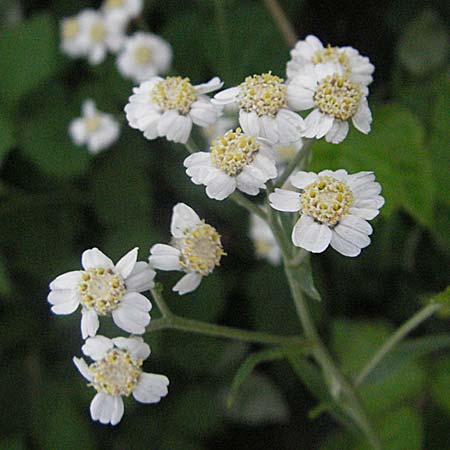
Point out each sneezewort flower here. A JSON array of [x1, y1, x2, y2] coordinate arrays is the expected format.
[[212, 72, 304, 148], [116, 32, 172, 83], [184, 127, 277, 200], [101, 0, 143, 21], [149, 203, 225, 295], [269, 170, 385, 256], [124, 76, 223, 144], [73, 335, 168, 426], [249, 214, 281, 265], [287, 34, 374, 86], [60, 13, 87, 58], [69, 99, 120, 154], [48, 247, 155, 338], [287, 62, 372, 144]]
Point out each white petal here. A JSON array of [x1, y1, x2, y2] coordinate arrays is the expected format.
[[110, 396, 124, 426], [257, 115, 278, 143], [347, 171, 375, 189], [132, 373, 169, 403], [81, 248, 114, 270], [205, 172, 236, 200], [276, 109, 304, 145], [325, 120, 349, 144], [190, 100, 219, 127], [121, 292, 152, 312], [125, 262, 156, 292], [80, 309, 100, 340], [115, 247, 138, 279], [112, 305, 150, 334], [166, 114, 192, 143], [330, 231, 362, 257], [236, 166, 266, 196], [157, 109, 179, 137], [239, 110, 259, 136], [90, 392, 116, 425], [269, 188, 301, 212], [50, 297, 80, 315], [336, 215, 373, 240], [170, 203, 201, 238], [184, 152, 211, 168], [48, 288, 78, 307], [302, 109, 323, 138], [352, 99, 372, 134], [149, 244, 182, 271], [73, 357, 93, 382], [49, 271, 82, 290], [212, 86, 240, 104], [286, 83, 316, 111], [314, 113, 335, 138], [195, 76, 224, 95], [292, 215, 332, 253], [82, 335, 113, 360], [112, 336, 151, 361], [289, 171, 318, 189], [318, 169, 348, 180], [252, 153, 278, 179], [173, 272, 202, 295]]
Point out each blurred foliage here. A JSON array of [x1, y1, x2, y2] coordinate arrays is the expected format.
[[0, 0, 449, 449]]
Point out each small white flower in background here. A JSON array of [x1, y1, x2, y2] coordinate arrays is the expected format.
[[287, 35, 374, 86], [125, 76, 223, 144], [149, 203, 225, 295], [201, 115, 237, 145], [77, 9, 126, 65], [102, 0, 143, 21], [184, 128, 277, 200], [249, 214, 281, 265], [213, 72, 305, 147], [69, 100, 120, 154], [73, 335, 169, 426], [60, 14, 87, 58], [116, 32, 172, 83], [269, 170, 384, 257], [48, 247, 155, 338], [287, 62, 372, 144]]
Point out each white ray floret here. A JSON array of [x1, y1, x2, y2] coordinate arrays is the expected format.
[[73, 335, 169, 426], [116, 32, 172, 83], [60, 13, 88, 58], [269, 170, 385, 257], [149, 203, 226, 295], [48, 247, 155, 338], [69, 99, 120, 154], [125, 76, 223, 144], [287, 62, 372, 144], [102, 0, 143, 20], [213, 72, 305, 147], [287, 34, 374, 86], [249, 214, 281, 265], [184, 127, 277, 200]]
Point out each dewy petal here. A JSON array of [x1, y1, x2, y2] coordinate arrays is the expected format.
[[110, 396, 124, 426], [90, 392, 116, 425], [170, 203, 201, 238], [49, 270, 82, 290], [81, 248, 114, 270], [82, 335, 114, 361], [125, 261, 156, 292], [292, 215, 332, 253], [173, 272, 202, 295], [80, 309, 100, 340], [132, 373, 169, 403], [149, 244, 182, 271], [112, 336, 151, 361], [112, 304, 150, 334], [121, 292, 152, 312], [289, 171, 318, 189], [269, 188, 301, 212], [115, 247, 138, 279], [195, 76, 223, 95], [73, 357, 93, 382], [212, 86, 240, 105]]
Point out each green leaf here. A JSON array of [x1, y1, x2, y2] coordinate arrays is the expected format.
[[312, 103, 434, 228], [0, 253, 12, 296], [431, 355, 450, 415], [0, 14, 58, 104], [227, 348, 285, 407], [0, 113, 14, 162], [427, 286, 450, 307], [294, 256, 322, 301], [397, 9, 450, 77]]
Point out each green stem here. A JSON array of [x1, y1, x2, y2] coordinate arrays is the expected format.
[[229, 191, 267, 220], [355, 303, 442, 387], [185, 137, 199, 154], [262, 0, 298, 48], [150, 286, 173, 318]]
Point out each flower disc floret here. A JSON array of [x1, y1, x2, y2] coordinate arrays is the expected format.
[[62, 18, 80, 39], [151, 76, 197, 115], [178, 222, 225, 276], [314, 74, 363, 121], [301, 176, 354, 226], [210, 128, 261, 176], [89, 348, 142, 397], [79, 268, 125, 315], [90, 21, 106, 42], [311, 45, 349, 70], [134, 45, 152, 65], [238, 73, 287, 117]]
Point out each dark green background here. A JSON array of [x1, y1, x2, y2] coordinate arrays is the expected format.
[[0, 0, 449, 449]]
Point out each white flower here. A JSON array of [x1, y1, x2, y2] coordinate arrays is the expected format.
[[73, 335, 169, 426], [269, 170, 385, 257], [60, 14, 87, 58], [116, 32, 172, 83], [212, 72, 304, 147], [249, 214, 281, 265], [102, 0, 143, 21], [201, 115, 237, 145], [77, 9, 126, 65], [149, 203, 225, 295], [287, 35, 374, 86], [124, 76, 223, 144], [48, 247, 155, 338], [287, 62, 372, 144], [69, 100, 120, 154], [184, 128, 277, 200]]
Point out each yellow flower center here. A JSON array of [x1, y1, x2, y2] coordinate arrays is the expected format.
[[178, 222, 225, 276], [311, 45, 350, 71], [238, 72, 287, 117], [89, 349, 142, 397], [90, 22, 106, 43], [84, 115, 102, 133], [314, 75, 362, 121], [151, 76, 197, 115], [104, 0, 124, 8], [210, 128, 261, 176], [78, 268, 125, 315], [301, 176, 354, 226], [62, 19, 80, 39], [134, 45, 153, 65]]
